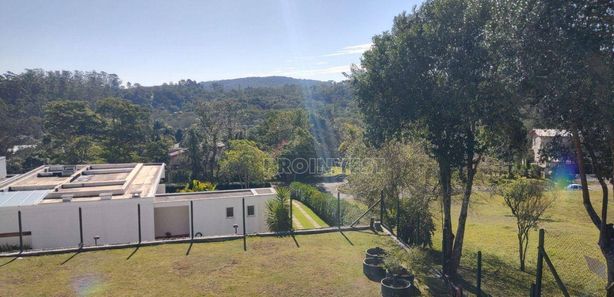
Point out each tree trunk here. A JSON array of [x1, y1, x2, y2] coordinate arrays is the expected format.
[[449, 157, 477, 276], [518, 233, 525, 271], [439, 161, 454, 276], [571, 127, 601, 228]]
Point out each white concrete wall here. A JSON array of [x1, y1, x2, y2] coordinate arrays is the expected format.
[[192, 195, 272, 236], [154, 206, 189, 238], [0, 198, 155, 250], [155, 193, 274, 237], [0, 156, 6, 179]]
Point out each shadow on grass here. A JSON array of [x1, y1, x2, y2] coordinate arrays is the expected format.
[[185, 242, 193, 256], [60, 251, 80, 265], [454, 250, 537, 297], [0, 257, 18, 268], [126, 246, 140, 260], [339, 231, 354, 246], [291, 233, 300, 248]]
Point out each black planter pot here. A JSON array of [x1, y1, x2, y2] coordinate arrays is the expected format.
[[365, 247, 387, 259], [363, 257, 386, 281], [386, 268, 415, 284], [380, 277, 412, 297]]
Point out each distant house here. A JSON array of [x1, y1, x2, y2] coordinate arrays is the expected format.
[[168, 144, 188, 170], [8, 144, 37, 154], [529, 129, 572, 168]]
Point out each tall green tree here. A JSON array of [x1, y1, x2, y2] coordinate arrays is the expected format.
[[96, 97, 150, 163], [219, 140, 274, 188], [184, 128, 203, 180], [491, 0, 614, 287], [351, 0, 523, 276], [196, 100, 244, 180], [42, 100, 103, 163]]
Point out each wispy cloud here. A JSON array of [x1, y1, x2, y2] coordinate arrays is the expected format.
[[322, 43, 373, 57]]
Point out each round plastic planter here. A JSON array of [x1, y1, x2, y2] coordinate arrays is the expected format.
[[363, 257, 386, 281], [365, 247, 387, 259], [380, 277, 412, 297], [386, 268, 415, 284]]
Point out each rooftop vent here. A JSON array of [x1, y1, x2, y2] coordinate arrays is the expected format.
[[62, 194, 73, 202], [131, 191, 142, 199], [99, 192, 112, 200]]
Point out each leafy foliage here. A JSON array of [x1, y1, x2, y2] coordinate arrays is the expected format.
[[496, 178, 554, 271], [180, 180, 217, 192], [266, 187, 292, 232], [218, 140, 274, 188]]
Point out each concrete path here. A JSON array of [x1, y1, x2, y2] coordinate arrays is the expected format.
[[292, 200, 322, 228]]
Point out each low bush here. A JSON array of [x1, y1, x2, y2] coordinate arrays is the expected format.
[[266, 187, 292, 232]]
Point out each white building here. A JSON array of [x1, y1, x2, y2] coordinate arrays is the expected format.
[[0, 163, 276, 250], [529, 129, 571, 168], [0, 156, 6, 179]]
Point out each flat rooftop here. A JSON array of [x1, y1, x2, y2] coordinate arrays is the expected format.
[[0, 163, 165, 204], [154, 188, 276, 203]]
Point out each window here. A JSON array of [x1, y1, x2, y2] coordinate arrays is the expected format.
[[226, 207, 234, 218], [247, 205, 255, 216]]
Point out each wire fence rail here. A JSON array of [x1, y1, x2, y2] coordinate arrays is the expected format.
[[533, 229, 607, 297]]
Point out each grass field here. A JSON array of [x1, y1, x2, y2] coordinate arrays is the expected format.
[[292, 200, 328, 229], [432, 188, 610, 296], [0, 231, 400, 297]]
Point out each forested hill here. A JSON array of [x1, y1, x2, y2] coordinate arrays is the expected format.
[[200, 76, 325, 90], [0, 69, 358, 158]]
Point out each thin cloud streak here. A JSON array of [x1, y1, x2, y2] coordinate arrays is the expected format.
[[322, 43, 373, 57]]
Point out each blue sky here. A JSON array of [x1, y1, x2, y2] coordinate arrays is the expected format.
[[0, 0, 421, 86]]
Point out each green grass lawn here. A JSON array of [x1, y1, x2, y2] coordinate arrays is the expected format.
[[292, 200, 329, 229], [431, 189, 610, 296], [0, 231, 399, 297]]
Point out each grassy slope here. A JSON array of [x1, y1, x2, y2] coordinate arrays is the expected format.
[[0, 231, 392, 297], [432, 189, 610, 296], [292, 200, 328, 229]]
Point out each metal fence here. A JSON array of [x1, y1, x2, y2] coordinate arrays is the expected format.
[[532, 229, 607, 297]]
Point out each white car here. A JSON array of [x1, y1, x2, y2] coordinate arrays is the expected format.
[[566, 184, 584, 191]]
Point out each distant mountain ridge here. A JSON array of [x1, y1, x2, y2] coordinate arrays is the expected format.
[[199, 76, 327, 90]]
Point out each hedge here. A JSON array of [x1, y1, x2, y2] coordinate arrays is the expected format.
[[289, 182, 363, 226]]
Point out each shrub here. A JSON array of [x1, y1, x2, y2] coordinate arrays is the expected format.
[[396, 197, 435, 248], [266, 187, 292, 232], [179, 180, 216, 192]]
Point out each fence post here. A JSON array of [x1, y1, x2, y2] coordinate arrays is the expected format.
[[290, 191, 293, 230], [190, 200, 194, 241], [535, 229, 545, 297], [242, 197, 247, 251], [380, 191, 384, 226], [79, 207, 83, 248], [137, 203, 142, 244], [477, 251, 482, 297], [337, 192, 341, 228], [18, 210, 23, 253], [396, 196, 401, 238]]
